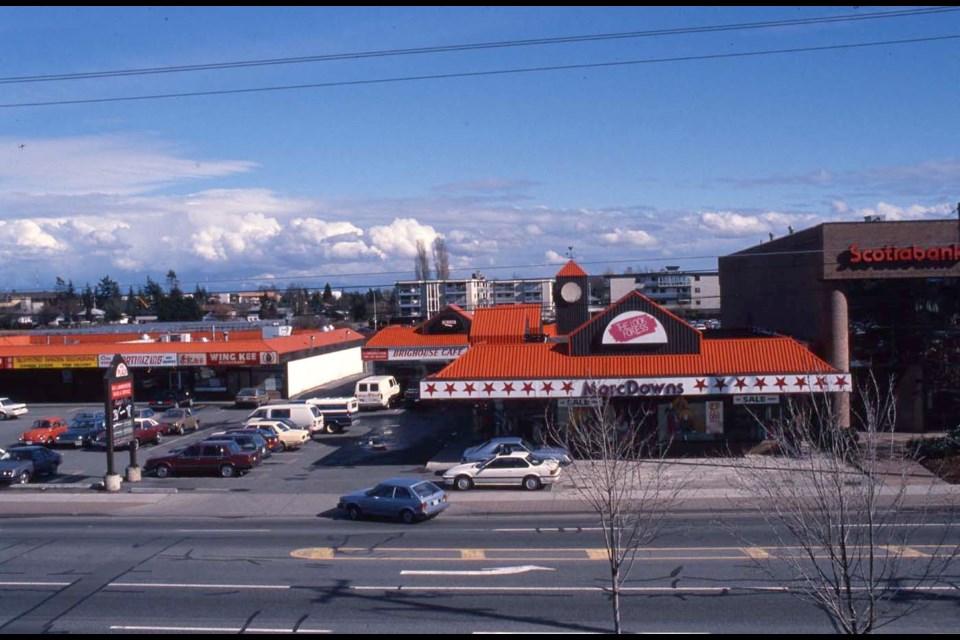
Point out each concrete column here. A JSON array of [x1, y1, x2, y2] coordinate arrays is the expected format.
[[825, 287, 851, 428]]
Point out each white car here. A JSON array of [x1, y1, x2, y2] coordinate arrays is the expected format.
[[443, 452, 562, 491], [0, 397, 28, 421], [244, 419, 310, 450]]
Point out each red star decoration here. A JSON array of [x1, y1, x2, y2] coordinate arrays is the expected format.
[[444, 383, 457, 396], [561, 381, 575, 393], [794, 377, 807, 388], [734, 377, 748, 390], [815, 376, 828, 389], [835, 376, 848, 389], [541, 382, 554, 393], [522, 382, 535, 395], [755, 377, 767, 390], [425, 383, 437, 396], [502, 382, 515, 395], [694, 379, 708, 391], [774, 377, 787, 389], [463, 383, 475, 396], [483, 382, 496, 395], [714, 378, 727, 391]]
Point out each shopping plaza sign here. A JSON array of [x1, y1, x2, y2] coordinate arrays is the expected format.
[[362, 346, 470, 362]]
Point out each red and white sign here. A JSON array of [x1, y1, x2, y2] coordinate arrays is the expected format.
[[98, 353, 177, 368], [178, 353, 208, 367], [361, 348, 389, 362], [110, 380, 133, 401], [602, 311, 668, 345], [207, 352, 260, 366]]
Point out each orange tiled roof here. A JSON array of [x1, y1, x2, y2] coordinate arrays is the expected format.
[[432, 336, 837, 379], [470, 304, 542, 345], [364, 325, 469, 348], [0, 328, 363, 358], [555, 260, 588, 277]]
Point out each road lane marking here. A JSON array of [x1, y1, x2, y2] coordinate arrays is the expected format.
[[110, 625, 330, 633], [742, 547, 771, 559], [461, 549, 486, 560], [108, 582, 290, 590], [586, 549, 607, 560], [292, 547, 335, 560], [352, 585, 959, 593], [0, 581, 72, 588], [400, 565, 555, 576], [175, 529, 271, 533], [882, 545, 929, 558]]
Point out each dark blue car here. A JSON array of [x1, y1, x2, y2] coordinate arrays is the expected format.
[[338, 478, 448, 524]]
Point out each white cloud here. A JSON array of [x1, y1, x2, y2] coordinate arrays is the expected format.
[[597, 228, 657, 247], [0, 219, 63, 254], [368, 218, 439, 258], [849, 201, 953, 221], [525, 224, 543, 236], [698, 211, 772, 236], [288, 218, 363, 243], [326, 240, 384, 260], [0, 134, 255, 197], [190, 212, 283, 262], [545, 250, 567, 264]]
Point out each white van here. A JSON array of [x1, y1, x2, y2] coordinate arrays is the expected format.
[[354, 376, 401, 409], [305, 397, 359, 432], [244, 403, 325, 437]]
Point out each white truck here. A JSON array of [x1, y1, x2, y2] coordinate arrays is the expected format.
[[0, 397, 28, 420]]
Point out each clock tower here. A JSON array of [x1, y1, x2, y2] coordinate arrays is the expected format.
[[554, 260, 590, 335]]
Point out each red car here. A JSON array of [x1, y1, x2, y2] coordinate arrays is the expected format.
[[145, 440, 260, 478], [19, 417, 70, 446]]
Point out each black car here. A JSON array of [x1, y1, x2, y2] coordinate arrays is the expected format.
[[208, 431, 271, 459], [0, 446, 62, 484], [54, 418, 105, 448], [148, 388, 193, 410]]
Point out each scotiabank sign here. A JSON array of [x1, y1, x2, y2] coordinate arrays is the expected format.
[[845, 243, 960, 267]]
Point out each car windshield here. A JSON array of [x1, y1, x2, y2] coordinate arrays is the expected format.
[[0, 451, 26, 461], [163, 408, 184, 418], [411, 481, 442, 498], [238, 388, 257, 395]]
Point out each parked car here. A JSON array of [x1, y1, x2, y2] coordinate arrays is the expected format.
[[235, 387, 269, 408], [157, 407, 201, 435], [133, 418, 166, 446], [304, 397, 358, 432], [244, 404, 324, 438], [461, 437, 573, 466], [18, 417, 70, 446], [403, 385, 422, 409], [354, 376, 401, 409], [235, 424, 284, 453], [134, 407, 157, 420], [0, 446, 62, 484], [148, 388, 193, 410], [207, 430, 271, 459], [443, 452, 562, 491], [144, 440, 261, 478], [54, 416, 105, 448], [242, 419, 309, 451], [0, 397, 28, 421], [337, 478, 448, 524]]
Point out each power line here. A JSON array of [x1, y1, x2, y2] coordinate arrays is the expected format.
[[1, 7, 953, 86], [3, 32, 959, 109]]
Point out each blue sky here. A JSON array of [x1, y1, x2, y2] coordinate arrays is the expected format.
[[1, 6, 958, 293]]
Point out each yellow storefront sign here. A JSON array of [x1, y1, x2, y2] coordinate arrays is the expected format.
[[12, 354, 99, 369]]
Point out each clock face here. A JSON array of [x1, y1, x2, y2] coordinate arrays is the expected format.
[[560, 281, 582, 303]]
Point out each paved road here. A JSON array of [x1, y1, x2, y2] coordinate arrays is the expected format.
[[0, 514, 957, 633]]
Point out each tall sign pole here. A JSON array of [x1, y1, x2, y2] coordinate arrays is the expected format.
[[103, 354, 134, 492]]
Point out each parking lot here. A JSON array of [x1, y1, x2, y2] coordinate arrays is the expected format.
[[0, 401, 475, 495]]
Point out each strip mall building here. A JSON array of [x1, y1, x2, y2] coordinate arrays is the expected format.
[[0, 324, 365, 402], [364, 261, 847, 444]]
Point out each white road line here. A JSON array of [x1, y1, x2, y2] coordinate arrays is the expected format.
[[493, 528, 605, 533], [174, 529, 272, 533], [0, 581, 72, 588], [110, 625, 330, 633], [400, 565, 555, 576], [352, 585, 959, 593], [108, 582, 290, 590]]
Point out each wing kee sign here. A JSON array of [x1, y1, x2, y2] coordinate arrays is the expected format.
[[206, 352, 276, 366]]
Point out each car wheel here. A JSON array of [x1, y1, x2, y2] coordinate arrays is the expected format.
[[455, 475, 473, 491], [46, 437, 55, 446], [195, 421, 200, 431], [278, 441, 286, 452], [346, 504, 361, 521], [399, 509, 417, 525], [0, 412, 7, 421], [523, 475, 542, 491], [177, 426, 185, 436], [17, 470, 30, 484], [324, 423, 334, 435], [156, 464, 172, 478], [220, 464, 237, 478], [49, 465, 59, 477], [154, 432, 163, 445]]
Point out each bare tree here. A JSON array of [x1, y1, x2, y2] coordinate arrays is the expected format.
[[432, 236, 450, 280], [734, 379, 957, 633], [414, 239, 431, 280], [546, 397, 683, 634]]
